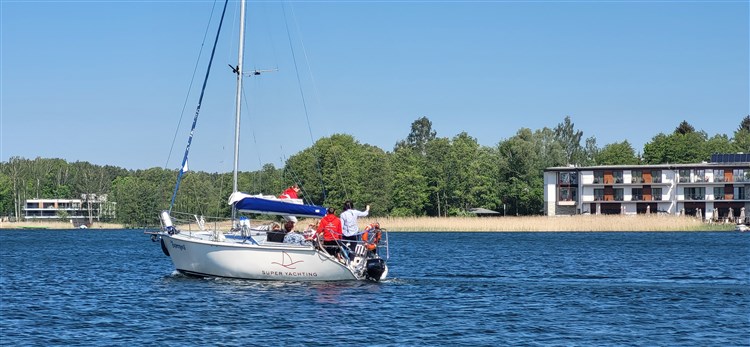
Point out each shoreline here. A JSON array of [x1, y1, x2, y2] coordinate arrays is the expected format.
[[0, 215, 736, 232]]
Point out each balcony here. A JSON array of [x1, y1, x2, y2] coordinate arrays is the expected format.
[[593, 177, 603, 184], [631, 177, 643, 184], [685, 195, 704, 200], [652, 177, 662, 183], [714, 177, 725, 183], [631, 195, 643, 201], [594, 196, 605, 201], [614, 178, 624, 184], [679, 177, 690, 183], [653, 195, 663, 201]]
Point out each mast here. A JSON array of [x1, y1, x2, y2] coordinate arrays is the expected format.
[[232, 0, 247, 220]]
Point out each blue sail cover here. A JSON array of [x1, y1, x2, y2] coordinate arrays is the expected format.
[[233, 196, 326, 218]]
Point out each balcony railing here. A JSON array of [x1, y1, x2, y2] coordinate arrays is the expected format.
[[714, 177, 725, 183], [593, 177, 603, 184], [614, 196, 624, 201], [652, 177, 662, 183], [614, 178, 623, 184], [631, 195, 643, 201], [631, 177, 643, 183], [653, 195, 663, 201], [685, 195, 704, 200], [679, 177, 690, 183]]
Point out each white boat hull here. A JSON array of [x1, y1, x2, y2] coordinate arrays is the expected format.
[[161, 232, 365, 281]]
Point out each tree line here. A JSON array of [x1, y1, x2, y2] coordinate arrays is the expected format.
[[1, 116, 748, 226]]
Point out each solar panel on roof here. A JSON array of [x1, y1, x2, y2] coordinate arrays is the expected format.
[[711, 153, 750, 163]]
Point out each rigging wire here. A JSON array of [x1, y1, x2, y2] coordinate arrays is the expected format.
[[241, 77, 267, 193], [280, 1, 328, 201], [164, 0, 220, 170], [287, 2, 351, 202], [169, 0, 231, 212]]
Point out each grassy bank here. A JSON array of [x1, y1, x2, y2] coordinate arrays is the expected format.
[[359, 215, 736, 232]]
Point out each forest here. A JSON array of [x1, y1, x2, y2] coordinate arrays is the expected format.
[[2, 116, 748, 227]]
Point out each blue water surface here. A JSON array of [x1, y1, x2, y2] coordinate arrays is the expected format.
[[1, 230, 748, 346]]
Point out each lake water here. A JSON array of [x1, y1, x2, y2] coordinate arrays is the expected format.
[[1, 230, 748, 346]]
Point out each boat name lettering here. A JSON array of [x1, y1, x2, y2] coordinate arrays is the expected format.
[[262, 270, 318, 277], [170, 241, 186, 251]]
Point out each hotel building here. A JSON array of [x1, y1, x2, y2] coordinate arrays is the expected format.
[[543, 154, 750, 222], [24, 194, 116, 224]]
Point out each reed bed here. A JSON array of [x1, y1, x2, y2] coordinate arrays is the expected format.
[[359, 215, 734, 232], [2, 215, 735, 232]]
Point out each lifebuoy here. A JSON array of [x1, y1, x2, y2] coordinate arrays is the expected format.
[[362, 223, 381, 251]]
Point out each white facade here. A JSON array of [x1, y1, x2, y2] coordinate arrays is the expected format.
[[544, 164, 750, 223]]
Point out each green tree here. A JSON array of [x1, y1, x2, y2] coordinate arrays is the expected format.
[[705, 134, 739, 156], [643, 126, 709, 164], [554, 116, 584, 165], [389, 147, 428, 216], [596, 141, 640, 165], [734, 115, 750, 152], [0, 173, 12, 218], [394, 116, 437, 155], [675, 120, 696, 134]]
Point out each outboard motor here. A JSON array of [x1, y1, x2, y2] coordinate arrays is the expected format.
[[365, 258, 386, 281]]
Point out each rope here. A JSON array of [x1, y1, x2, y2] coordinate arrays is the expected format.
[[169, 0, 230, 212]]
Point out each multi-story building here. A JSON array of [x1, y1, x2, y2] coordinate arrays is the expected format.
[[23, 194, 116, 224], [543, 154, 750, 222]]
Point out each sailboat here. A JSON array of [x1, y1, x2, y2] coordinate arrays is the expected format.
[[151, 0, 389, 281]]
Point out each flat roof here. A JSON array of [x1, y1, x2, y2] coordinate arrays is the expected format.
[[546, 162, 749, 171]]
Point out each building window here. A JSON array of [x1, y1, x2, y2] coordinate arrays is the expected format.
[[653, 188, 663, 201], [594, 188, 604, 201], [632, 170, 643, 183], [651, 170, 662, 183], [713, 169, 725, 182], [734, 186, 746, 200], [714, 187, 724, 200], [594, 171, 604, 184], [631, 188, 643, 201], [614, 188, 624, 201], [614, 171, 623, 184], [679, 169, 690, 183], [684, 187, 705, 200], [558, 172, 578, 185], [733, 169, 749, 182], [558, 187, 578, 202], [694, 169, 706, 182]]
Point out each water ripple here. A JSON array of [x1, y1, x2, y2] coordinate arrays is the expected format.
[[1, 230, 748, 346]]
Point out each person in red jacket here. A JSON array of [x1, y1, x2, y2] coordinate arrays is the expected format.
[[279, 184, 300, 199], [279, 184, 301, 226], [317, 208, 343, 259]]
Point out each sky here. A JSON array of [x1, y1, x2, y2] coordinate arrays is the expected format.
[[1, 0, 748, 173]]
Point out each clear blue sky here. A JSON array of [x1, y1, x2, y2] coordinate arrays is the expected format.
[[2, 0, 748, 172]]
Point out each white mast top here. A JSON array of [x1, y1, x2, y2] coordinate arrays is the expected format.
[[232, 0, 246, 196]]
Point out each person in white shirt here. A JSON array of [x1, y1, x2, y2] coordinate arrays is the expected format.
[[340, 200, 369, 252]]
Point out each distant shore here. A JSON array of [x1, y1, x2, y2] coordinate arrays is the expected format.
[[0, 221, 124, 230], [0, 215, 736, 232]]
